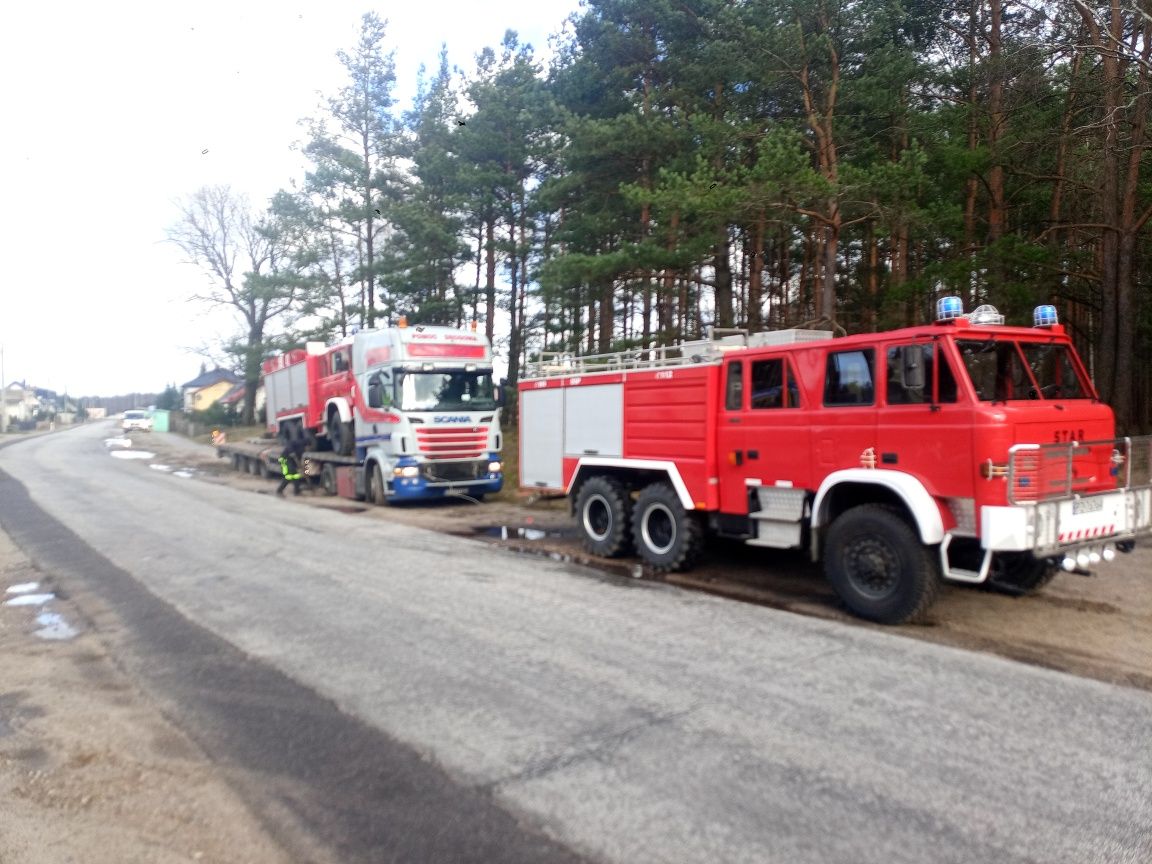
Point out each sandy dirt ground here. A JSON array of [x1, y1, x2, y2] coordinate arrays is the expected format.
[[2, 428, 1149, 862]]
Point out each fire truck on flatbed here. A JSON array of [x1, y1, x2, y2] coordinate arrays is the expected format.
[[518, 299, 1152, 623], [262, 320, 504, 504]]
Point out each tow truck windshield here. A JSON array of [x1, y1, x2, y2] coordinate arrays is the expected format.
[[396, 370, 498, 412], [956, 339, 1091, 402]]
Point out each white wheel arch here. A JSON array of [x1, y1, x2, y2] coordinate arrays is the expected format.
[[812, 469, 945, 545], [568, 458, 694, 509], [325, 398, 352, 426]]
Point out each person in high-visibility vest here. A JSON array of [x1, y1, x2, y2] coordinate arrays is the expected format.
[[276, 439, 305, 496]]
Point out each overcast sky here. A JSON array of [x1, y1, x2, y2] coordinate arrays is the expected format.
[[0, 0, 580, 397]]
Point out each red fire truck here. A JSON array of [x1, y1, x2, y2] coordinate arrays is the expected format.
[[518, 300, 1152, 623], [263, 321, 504, 503]]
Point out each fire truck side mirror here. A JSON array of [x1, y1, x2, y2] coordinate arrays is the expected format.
[[367, 381, 383, 408], [900, 345, 925, 391]]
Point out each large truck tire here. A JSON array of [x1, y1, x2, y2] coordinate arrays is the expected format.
[[987, 552, 1058, 596], [575, 476, 633, 558], [631, 482, 703, 572], [824, 504, 941, 624], [368, 463, 389, 506], [328, 408, 354, 457]]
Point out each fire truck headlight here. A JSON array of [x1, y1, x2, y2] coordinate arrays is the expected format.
[[393, 466, 420, 478], [1102, 545, 1116, 562], [1076, 550, 1092, 569], [1061, 556, 1077, 572], [489, 461, 502, 473]]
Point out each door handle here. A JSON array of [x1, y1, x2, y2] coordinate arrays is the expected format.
[[748, 450, 759, 460]]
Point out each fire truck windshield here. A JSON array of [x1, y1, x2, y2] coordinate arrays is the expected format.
[[396, 370, 498, 412], [956, 339, 1091, 401]]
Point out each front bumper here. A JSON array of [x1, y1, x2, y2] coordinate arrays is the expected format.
[[388, 455, 503, 501], [981, 486, 1152, 555]]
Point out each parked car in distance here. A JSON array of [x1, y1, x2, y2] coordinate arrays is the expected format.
[[122, 409, 153, 432]]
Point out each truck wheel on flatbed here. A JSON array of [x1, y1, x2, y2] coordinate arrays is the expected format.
[[328, 409, 354, 457], [987, 552, 1058, 596], [824, 504, 940, 624], [575, 476, 632, 558], [631, 482, 703, 572]]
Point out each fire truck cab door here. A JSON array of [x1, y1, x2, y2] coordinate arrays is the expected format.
[[717, 356, 811, 515], [876, 340, 973, 502], [812, 347, 879, 475]]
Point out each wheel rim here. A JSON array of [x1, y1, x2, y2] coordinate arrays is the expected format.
[[641, 503, 676, 556], [582, 494, 612, 542], [843, 537, 900, 599]]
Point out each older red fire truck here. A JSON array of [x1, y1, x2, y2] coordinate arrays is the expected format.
[[263, 321, 504, 503], [518, 300, 1151, 623]]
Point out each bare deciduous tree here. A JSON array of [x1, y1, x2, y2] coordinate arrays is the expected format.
[[168, 185, 299, 425]]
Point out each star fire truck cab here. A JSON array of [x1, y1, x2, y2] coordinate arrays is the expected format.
[[518, 300, 1152, 624], [263, 320, 504, 504]]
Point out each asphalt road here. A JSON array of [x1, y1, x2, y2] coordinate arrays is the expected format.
[[1, 423, 1150, 864]]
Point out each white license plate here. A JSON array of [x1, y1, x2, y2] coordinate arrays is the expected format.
[[1072, 497, 1104, 515]]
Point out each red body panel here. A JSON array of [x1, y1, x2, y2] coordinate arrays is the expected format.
[[623, 367, 718, 507]]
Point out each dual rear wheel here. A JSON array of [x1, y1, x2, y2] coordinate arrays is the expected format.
[[574, 477, 702, 572]]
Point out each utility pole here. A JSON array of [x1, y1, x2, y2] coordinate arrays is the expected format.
[[1, 344, 6, 435]]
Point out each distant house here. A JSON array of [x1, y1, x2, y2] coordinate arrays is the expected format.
[[217, 381, 264, 413], [181, 368, 242, 412], [3, 381, 41, 427]]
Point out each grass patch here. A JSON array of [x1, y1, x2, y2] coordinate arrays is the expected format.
[[493, 422, 519, 503]]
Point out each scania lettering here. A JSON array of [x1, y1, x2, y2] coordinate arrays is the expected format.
[[518, 300, 1151, 623], [262, 319, 503, 504]]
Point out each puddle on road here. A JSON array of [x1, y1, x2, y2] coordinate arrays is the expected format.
[[34, 610, 78, 640], [469, 525, 649, 585], [149, 463, 197, 478], [3, 593, 56, 607], [5, 582, 40, 595], [474, 525, 572, 541]]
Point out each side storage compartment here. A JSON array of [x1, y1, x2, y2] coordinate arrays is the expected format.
[[520, 387, 564, 489]]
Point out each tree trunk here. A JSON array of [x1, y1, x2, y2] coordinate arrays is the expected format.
[[747, 212, 765, 333], [484, 216, 497, 346], [713, 226, 734, 328]]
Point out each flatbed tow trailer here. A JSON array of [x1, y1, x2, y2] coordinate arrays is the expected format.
[[216, 439, 362, 496], [215, 439, 281, 480]]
